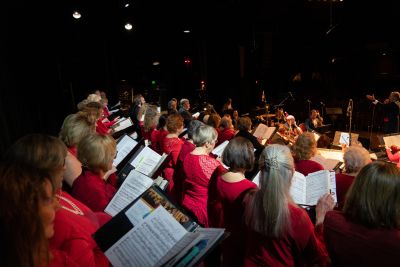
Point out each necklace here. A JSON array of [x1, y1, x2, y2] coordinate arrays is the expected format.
[[56, 194, 84, 215]]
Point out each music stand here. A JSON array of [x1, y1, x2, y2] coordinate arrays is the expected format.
[[378, 133, 400, 148], [332, 131, 359, 147]]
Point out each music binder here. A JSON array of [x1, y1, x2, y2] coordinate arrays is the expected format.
[[113, 134, 139, 171], [94, 185, 225, 267], [252, 124, 277, 145]]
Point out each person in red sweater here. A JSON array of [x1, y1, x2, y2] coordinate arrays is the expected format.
[[182, 125, 226, 227], [173, 119, 203, 204], [5, 134, 110, 266], [292, 132, 324, 175], [324, 161, 400, 266], [0, 164, 72, 267], [335, 145, 371, 210], [150, 114, 169, 155], [385, 145, 400, 167], [73, 133, 117, 212], [162, 113, 185, 194], [208, 137, 257, 267], [244, 144, 335, 267], [141, 104, 159, 141], [217, 116, 236, 146]]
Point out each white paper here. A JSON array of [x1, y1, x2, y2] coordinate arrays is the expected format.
[[105, 206, 187, 267], [253, 124, 275, 140], [383, 134, 400, 148], [125, 198, 154, 226], [252, 171, 260, 187], [105, 170, 154, 216], [114, 135, 138, 166], [188, 228, 225, 267], [339, 132, 350, 145], [131, 146, 162, 176], [290, 171, 306, 205], [212, 140, 229, 158], [114, 118, 133, 133]]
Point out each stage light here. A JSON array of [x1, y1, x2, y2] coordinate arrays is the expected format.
[[153, 61, 160, 66], [183, 30, 191, 33], [125, 3, 130, 7], [72, 11, 81, 19], [124, 23, 133, 31]]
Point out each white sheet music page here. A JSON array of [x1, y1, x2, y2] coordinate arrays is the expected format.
[[305, 170, 330, 206], [104, 170, 153, 216], [105, 206, 187, 267], [212, 140, 229, 158], [114, 135, 138, 166], [114, 117, 133, 132], [290, 171, 307, 205], [131, 146, 162, 176]]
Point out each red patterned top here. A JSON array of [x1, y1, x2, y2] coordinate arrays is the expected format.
[[182, 153, 225, 227]]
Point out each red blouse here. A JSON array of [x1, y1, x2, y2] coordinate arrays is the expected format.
[[295, 159, 324, 176], [162, 136, 184, 193], [208, 176, 257, 267], [217, 128, 236, 146], [335, 173, 355, 210], [324, 210, 400, 266], [96, 119, 110, 135], [244, 203, 327, 267], [386, 148, 400, 168], [50, 191, 111, 267], [72, 169, 117, 212], [182, 153, 225, 227], [150, 128, 168, 155]]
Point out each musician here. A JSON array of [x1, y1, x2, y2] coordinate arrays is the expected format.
[[284, 115, 303, 137], [304, 109, 323, 132], [271, 108, 286, 126], [366, 91, 400, 134]]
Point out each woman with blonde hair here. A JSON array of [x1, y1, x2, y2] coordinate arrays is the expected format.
[[244, 144, 334, 266], [292, 132, 324, 175], [324, 161, 400, 266], [72, 133, 117, 212]]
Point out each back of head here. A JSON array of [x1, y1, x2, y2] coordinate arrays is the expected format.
[[78, 133, 116, 173], [246, 144, 294, 238], [222, 137, 254, 172], [5, 134, 67, 186], [144, 104, 159, 132], [187, 120, 203, 140], [192, 124, 217, 147], [390, 91, 400, 102], [87, 94, 102, 103], [133, 94, 143, 106], [292, 132, 317, 160], [0, 163, 51, 267], [237, 116, 252, 131], [180, 98, 189, 108], [344, 161, 400, 229], [343, 146, 371, 174], [206, 114, 221, 129], [59, 113, 96, 147], [166, 113, 184, 133], [220, 116, 233, 130]]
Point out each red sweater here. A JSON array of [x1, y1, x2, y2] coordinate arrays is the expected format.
[[217, 128, 236, 146], [150, 128, 168, 155], [51, 191, 111, 267], [324, 210, 400, 267], [335, 173, 355, 210], [208, 176, 256, 267], [162, 137, 184, 193], [244, 204, 328, 267], [295, 159, 324, 176], [72, 169, 117, 212]]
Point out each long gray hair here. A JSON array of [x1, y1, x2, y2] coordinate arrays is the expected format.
[[245, 144, 295, 237]]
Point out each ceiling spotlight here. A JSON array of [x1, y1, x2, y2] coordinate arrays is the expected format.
[[152, 61, 160, 66], [382, 52, 387, 56], [183, 30, 191, 33], [124, 23, 133, 31], [125, 3, 130, 7], [72, 11, 81, 20]]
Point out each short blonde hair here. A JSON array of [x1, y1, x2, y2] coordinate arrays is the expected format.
[[143, 104, 159, 132], [87, 94, 102, 103], [193, 125, 217, 147], [77, 133, 116, 173], [343, 146, 370, 173], [292, 132, 317, 160], [59, 114, 95, 147]]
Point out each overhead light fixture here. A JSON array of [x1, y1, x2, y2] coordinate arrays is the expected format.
[[125, 3, 130, 7], [153, 61, 160, 66], [124, 23, 133, 31], [183, 30, 191, 33], [72, 11, 81, 20]]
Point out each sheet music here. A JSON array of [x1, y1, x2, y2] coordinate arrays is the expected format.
[[105, 206, 187, 267], [253, 124, 276, 140], [212, 140, 229, 158], [104, 170, 154, 217], [252, 171, 260, 187], [188, 228, 225, 267], [383, 135, 400, 148], [329, 171, 337, 203], [114, 135, 138, 166], [339, 132, 350, 145], [305, 170, 330, 206], [114, 117, 133, 132], [130, 146, 162, 176], [316, 149, 344, 162], [290, 171, 306, 205]]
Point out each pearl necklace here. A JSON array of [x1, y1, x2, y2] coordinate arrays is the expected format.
[[56, 194, 84, 216]]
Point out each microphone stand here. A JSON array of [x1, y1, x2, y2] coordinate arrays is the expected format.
[[368, 103, 376, 150], [348, 100, 353, 146]]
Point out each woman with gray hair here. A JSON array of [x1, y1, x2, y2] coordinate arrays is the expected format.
[[335, 145, 371, 209], [244, 144, 334, 266], [182, 125, 226, 227]]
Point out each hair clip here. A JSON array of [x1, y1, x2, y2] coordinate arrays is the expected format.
[[265, 156, 279, 170]]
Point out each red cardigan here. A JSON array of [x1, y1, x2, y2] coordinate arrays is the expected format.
[[324, 210, 400, 267], [208, 176, 256, 267], [162, 136, 184, 193], [72, 169, 117, 212], [244, 204, 328, 267], [217, 128, 236, 146], [295, 159, 324, 176], [50, 191, 111, 267]]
